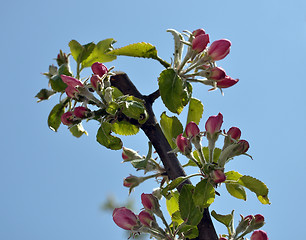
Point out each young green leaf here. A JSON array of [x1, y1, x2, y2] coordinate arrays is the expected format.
[[35, 89, 55, 102], [166, 191, 184, 225], [178, 225, 199, 239], [186, 97, 204, 125], [193, 147, 221, 164], [225, 170, 243, 181], [108, 42, 158, 59], [69, 40, 95, 64], [162, 176, 189, 196], [158, 68, 191, 114], [193, 179, 215, 209], [111, 120, 139, 136], [69, 123, 88, 138], [160, 112, 183, 149], [49, 75, 67, 92], [211, 210, 234, 228], [48, 103, 65, 132], [96, 122, 123, 150], [239, 175, 270, 204], [179, 184, 203, 226], [225, 183, 247, 201], [81, 39, 117, 68]]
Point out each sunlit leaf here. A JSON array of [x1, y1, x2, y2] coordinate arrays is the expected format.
[[96, 122, 122, 150], [48, 103, 65, 132], [225, 183, 247, 201], [70, 123, 88, 138], [160, 112, 183, 149], [111, 120, 139, 136], [211, 210, 234, 228], [109, 42, 158, 59], [193, 179, 215, 209], [82, 38, 117, 67], [186, 97, 204, 125], [158, 68, 191, 114], [166, 191, 184, 225]]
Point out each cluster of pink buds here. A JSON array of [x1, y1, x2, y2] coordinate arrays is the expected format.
[[61, 75, 84, 99], [61, 106, 91, 126], [234, 214, 267, 239], [170, 28, 238, 92], [90, 62, 108, 90], [113, 193, 169, 239]]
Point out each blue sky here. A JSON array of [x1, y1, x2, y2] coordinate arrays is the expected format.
[[1, 0, 306, 239]]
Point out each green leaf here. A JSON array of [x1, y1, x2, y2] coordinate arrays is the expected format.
[[69, 123, 88, 138], [82, 39, 117, 67], [108, 42, 158, 59], [166, 191, 184, 225], [160, 112, 183, 149], [111, 120, 139, 136], [178, 225, 199, 239], [162, 176, 189, 196], [69, 40, 95, 64], [48, 103, 65, 132], [186, 97, 204, 125], [96, 122, 123, 150], [179, 184, 203, 226], [225, 170, 243, 181], [50, 75, 67, 92], [225, 183, 247, 201], [239, 175, 270, 204], [35, 89, 55, 102], [118, 96, 148, 124], [158, 68, 191, 114], [193, 147, 221, 164], [211, 210, 234, 228], [58, 63, 72, 76], [193, 179, 215, 209]]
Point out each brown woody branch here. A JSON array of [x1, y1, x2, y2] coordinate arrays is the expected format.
[[110, 73, 218, 240]]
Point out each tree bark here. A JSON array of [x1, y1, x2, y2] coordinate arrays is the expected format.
[[110, 73, 218, 240]]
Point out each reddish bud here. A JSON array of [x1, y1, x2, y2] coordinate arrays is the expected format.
[[208, 39, 231, 61], [65, 86, 79, 98], [112, 207, 138, 230], [250, 230, 268, 240], [205, 113, 223, 135], [185, 121, 200, 138], [209, 67, 226, 80], [192, 28, 206, 38], [176, 133, 192, 154], [123, 175, 142, 188], [138, 210, 155, 227], [210, 169, 226, 183], [237, 140, 250, 154], [217, 76, 239, 88], [254, 214, 265, 224], [244, 215, 254, 224], [227, 127, 241, 141], [74, 106, 90, 119], [192, 34, 210, 53], [61, 75, 84, 88], [141, 193, 159, 211], [90, 74, 101, 89], [91, 62, 108, 77], [121, 147, 142, 162], [61, 111, 74, 126]]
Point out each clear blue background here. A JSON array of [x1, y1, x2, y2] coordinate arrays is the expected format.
[[1, 0, 305, 239]]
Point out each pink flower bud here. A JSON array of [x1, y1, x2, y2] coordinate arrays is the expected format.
[[192, 28, 206, 38], [244, 215, 253, 224], [176, 134, 192, 154], [65, 86, 79, 98], [185, 121, 200, 138], [236, 140, 250, 154], [91, 62, 108, 77], [208, 39, 231, 61], [192, 34, 210, 53], [61, 111, 74, 126], [209, 67, 226, 80], [253, 214, 265, 229], [123, 175, 142, 188], [217, 76, 239, 89], [74, 106, 90, 119], [227, 127, 241, 141], [210, 169, 226, 183], [205, 113, 223, 135], [112, 207, 138, 230], [138, 210, 155, 227], [250, 230, 268, 240], [141, 193, 159, 211], [121, 147, 142, 162], [90, 74, 101, 89], [61, 75, 84, 88]]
